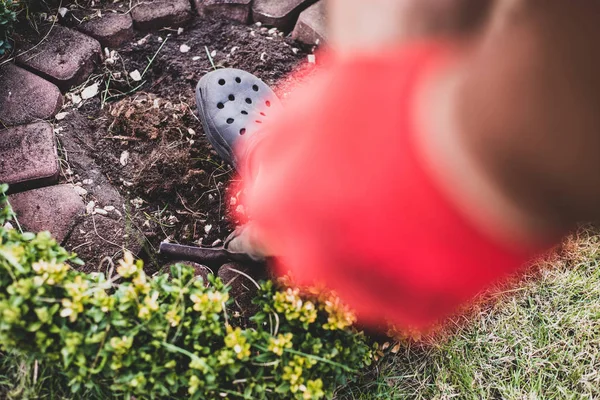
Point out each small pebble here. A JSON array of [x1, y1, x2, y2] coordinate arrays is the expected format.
[[94, 208, 108, 216], [82, 179, 93, 185], [212, 239, 223, 247], [180, 44, 191, 53], [129, 70, 142, 82], [119, 150, 129, 166], [104, 205, 115, 212], [55, 112, 68, 121], [86, 201, 95, 215], [130, 198, 144, 209], [73, 186, 88, 196], [204, 224, 213, 234]]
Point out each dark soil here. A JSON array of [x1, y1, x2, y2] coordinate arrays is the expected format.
[[54, 15, 316, 273]]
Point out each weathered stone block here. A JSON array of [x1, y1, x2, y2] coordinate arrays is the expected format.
[[194, 0, 252, 24], [77, 12, 134, 48], [0, 122, 59, 193], [9, 184, 85, 243], [0, 64, 63, 126], [252, 0, 317, 31], [292, 1, 326, 45], [16, 25, 101, 91], [131, 0, 192, 31]]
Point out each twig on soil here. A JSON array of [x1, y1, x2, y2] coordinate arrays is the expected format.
[[204, 46, 217, 71], [177, 192, 206, 218], [103, 80, 147, 103], [101, 75, 112, 109], [141, 36, 169, 80], [91, 215, 124, 250], [103, 135, 142, 141], [227, 268, 261, 290]]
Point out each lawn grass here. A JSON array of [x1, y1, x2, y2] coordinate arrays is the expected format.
[[341, 228, 600, 399], [2, 229, 599, 399]]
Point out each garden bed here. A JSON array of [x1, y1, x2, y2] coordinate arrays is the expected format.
[[56, 15, 316, 272]]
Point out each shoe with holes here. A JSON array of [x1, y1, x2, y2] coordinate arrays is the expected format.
[[195, 68, 281, 167]]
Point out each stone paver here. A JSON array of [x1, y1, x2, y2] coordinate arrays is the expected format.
[[16, 25, 101, 91], [252, 0, 316, 31], [65, 214, 145, 273], [131, 0, 192, 31], [9, 184, 85, 243], [194, 0, 252, 24], [77, 12, 134, 48], [291, 1, 326, 45], [0, 64, 63, 126], [0, 122, 59, 193]]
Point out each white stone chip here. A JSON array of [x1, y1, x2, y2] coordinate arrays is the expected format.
[[129, 69, 142, 82], [119, 150, 129, 166], [81, 83, 99, 99], [73, 186, 88, 196], [55, 112, 68, 121], [180, 44, 191, 53], [94, 208, 108, 216]]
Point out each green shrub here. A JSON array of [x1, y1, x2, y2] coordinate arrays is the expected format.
[[0, 184, 373, 399], [0, 1, 17, 55]]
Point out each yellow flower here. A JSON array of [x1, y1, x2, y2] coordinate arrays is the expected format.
[[190, 290, 228, 313], [301, 379, 325, 399], [132, 272, 151, 294], [138, 292, 159, 319], [224, 326, 251, 360], [166, 309, 181, 327], [31, 260, 69, 285], [109, 335, 133, 355], [273, 289, 318, 325], [188, 375, 201, 395], [322, 295, 356, 331], [268, 332, 293, 356], [60, 298, 84, 322], [117, 251, 138, 278]]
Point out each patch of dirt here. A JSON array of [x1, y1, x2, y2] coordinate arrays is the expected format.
[[55, 16, 317, 271]]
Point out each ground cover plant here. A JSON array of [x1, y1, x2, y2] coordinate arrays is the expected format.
[[0, 0, 18, 54], [0, 184, 373, 399]]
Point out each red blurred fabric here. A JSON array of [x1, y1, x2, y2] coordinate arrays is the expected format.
[[238, 43, 544, 329]]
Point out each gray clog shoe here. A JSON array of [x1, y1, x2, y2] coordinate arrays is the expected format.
[[195, 68, 281, 167]]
